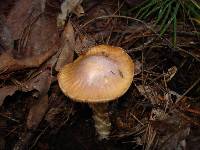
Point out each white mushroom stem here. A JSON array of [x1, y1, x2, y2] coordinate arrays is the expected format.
[[89, 103, 111, 140]]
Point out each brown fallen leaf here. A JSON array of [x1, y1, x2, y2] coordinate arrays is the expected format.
[[0, 16, 13, 50], [150, 109, 190, 150], [0, 45, 57, 76], [27, 95, 49, 130], [0, 0, 60, 75], [164, 66, 177, 82], [5, 0, 59, 59], [6, 0, 34, 39], [45, 107, 62, 127], [0, 69, 52, 106], [21, 70, 52, 97], [75, 35, 96, 54], [73, 4, 84, 17], [134, 60, 142, 75], [57, 0, 83, 27], [24, 13, 59, 57], [45, 100, 75, 129], [0, 86, 18, 106], [55, 20, 75, 71], [136, 85, 161, 105], [12, 69, 52, 149]]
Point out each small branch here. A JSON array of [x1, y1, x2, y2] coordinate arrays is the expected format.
[[176, 77, 200, 103], [81, 15, 200, 61]]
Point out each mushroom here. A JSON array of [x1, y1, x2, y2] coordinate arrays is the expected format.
[[58, 45, 134, 140]]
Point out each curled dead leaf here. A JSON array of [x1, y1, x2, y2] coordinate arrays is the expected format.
[[73, 4, 84, 17], [136, 85, 161, 105], [0, 86, 18, 106], [0, 17, 13, 50], [22, 70, 52, 97], [45, 108, 62, 127], [57, 0, 84, 27], [0, 46, 57, 76], [55, 21, 75, 71], [6, 0, 34, 39], [164, 66, 177, 82], [134, 60, 142, 75], [75, 35, 95, 55], [0, 69, 52, 106], [27, 95, 49, 129], [150, 110, 190, 150]]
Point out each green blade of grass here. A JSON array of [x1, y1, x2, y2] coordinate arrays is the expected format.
[[173, 14, 177, 47], [160, 2, 180, 36], [159, 2, 172, 32], [143, 5, 160, 20], [190, 0, 200, 10], [138, 5, 154, 19], [156, 0, 174, 24], [136, 0, 156, 18], [186, 2, 200, 18], [129, 0, 152, 12]]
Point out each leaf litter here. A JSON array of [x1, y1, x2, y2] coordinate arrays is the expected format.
[[55, 20, 75, 71], [0, 0, 200, 149]]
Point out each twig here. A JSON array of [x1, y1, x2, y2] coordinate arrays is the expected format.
[[176, 47, 200, 61], [81, 15, 151, 29], [0, 113, 20, 123], [127, 37, 156, 53], [176, 77, 200, 103], [30, 126, 49, 150], [185, 107, 200, 116], [179, 112, 200, 127], [81, 15, 200, 61], [130, 113, 144, 126]]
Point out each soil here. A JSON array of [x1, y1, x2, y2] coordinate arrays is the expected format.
[[0, 0, 200, 150]]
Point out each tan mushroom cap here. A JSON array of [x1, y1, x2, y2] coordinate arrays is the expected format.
[[58, 45, 134, 103]]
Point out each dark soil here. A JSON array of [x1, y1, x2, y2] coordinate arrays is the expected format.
[[0, 0, 200, 150]]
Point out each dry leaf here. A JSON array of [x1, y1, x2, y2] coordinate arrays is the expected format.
[[57, 0, 83, 27], [0, 86, 18, 106], [136, 85, 161, 105], [164, 90, 182, 103], [75, 35, 95, 54], [164, 66, 177, 82], [73, 4, 84, 17], [5, 0, 59, 59], [0, 69, 52, 106], [150, 109, 169, 121], [136, 84, 183, 105], [144, 109, 190, 150], [21, 70, 52, 96], [151, 110, 190, 150], [134, 60, 142, 75], [55, 21, 75, 71], [25, 14, 59, 56], [41, 0, 46, 12], [26, 95, 49, 129], [0, 46, 57, 76], [0, 17, 13, 50], [45, 108, 62, 127], [6, 0, 34, 39]]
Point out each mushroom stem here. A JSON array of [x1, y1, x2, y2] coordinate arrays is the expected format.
[[89, 103, 111, 140]]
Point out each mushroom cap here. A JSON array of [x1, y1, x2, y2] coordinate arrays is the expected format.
[[58, 45, 134, 103]]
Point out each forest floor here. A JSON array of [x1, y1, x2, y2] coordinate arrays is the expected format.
[[0, 0, 200, 150]]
